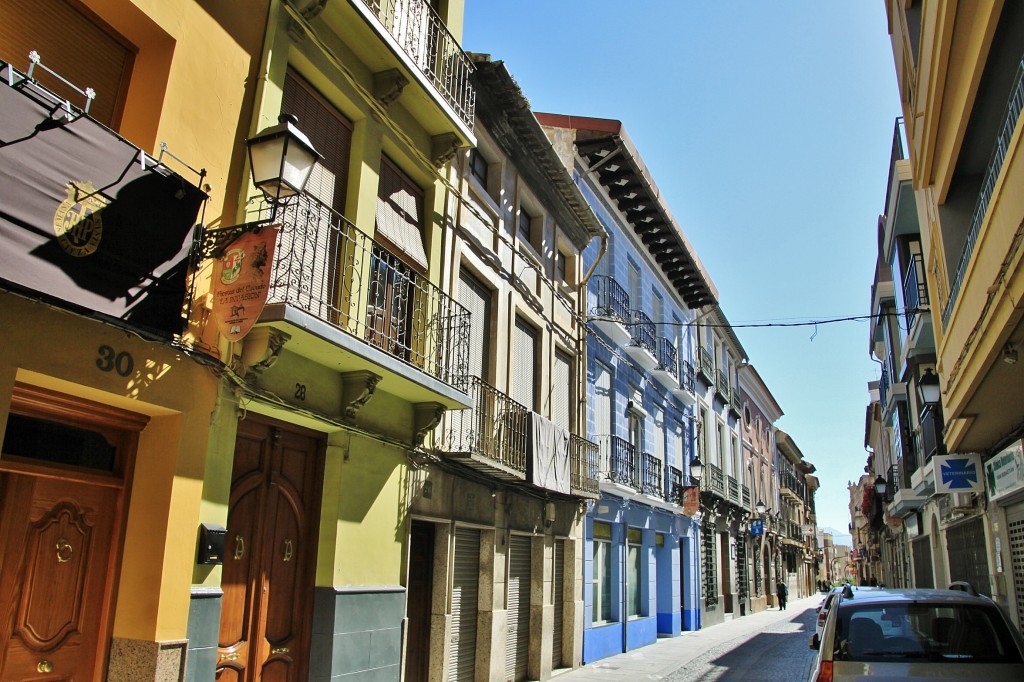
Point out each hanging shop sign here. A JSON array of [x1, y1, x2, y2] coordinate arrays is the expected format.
[[934, 454, 984, 494], [985, 439, 1024, 503], [681, 486, 700, 517], [749, 519, 764, 537], [211, 225, 279, 341]]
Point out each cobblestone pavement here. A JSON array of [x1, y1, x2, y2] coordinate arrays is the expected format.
[[556, 594, 822, 682]]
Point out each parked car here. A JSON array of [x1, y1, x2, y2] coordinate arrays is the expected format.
[[814, 584, 880, 640], [808, 585, 1024, 681]]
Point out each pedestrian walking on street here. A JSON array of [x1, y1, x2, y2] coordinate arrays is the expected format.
[[776, 580, 788, 610]]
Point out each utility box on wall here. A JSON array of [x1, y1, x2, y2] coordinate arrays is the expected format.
[[197, 523, 227, 565]]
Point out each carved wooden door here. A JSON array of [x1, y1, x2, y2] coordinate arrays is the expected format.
[[217, 418, 323, 681], [0, 473, 119, 680]]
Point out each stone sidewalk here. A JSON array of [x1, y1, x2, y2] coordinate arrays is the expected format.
[[553, 594, 821, 681]]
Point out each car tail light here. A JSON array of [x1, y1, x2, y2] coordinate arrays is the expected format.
[[815, 661, 832, 682], [817, 612, 826, 625]]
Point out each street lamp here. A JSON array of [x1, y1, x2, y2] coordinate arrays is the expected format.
[[918, 367, 941, 407], [874, 475, 887, 497], [247, 113, 321, 204], [199, 114, 321, 260], [756, 499, 766, 515], [690, 455, 704, 483]]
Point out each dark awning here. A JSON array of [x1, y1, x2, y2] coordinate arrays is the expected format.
[[0, 62, 206, 337]]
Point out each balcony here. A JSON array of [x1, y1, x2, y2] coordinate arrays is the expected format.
[[650, 337, 679, 391], [703, 462, 726, 499], [313, 0, 475, 144], [715, 369, 731, 404], [667, 465, 684, 503], [942, 57, 1024, 328], [888, 459, 925, 518], [605, 435, 637, 489], [727, 475, 740, 505], [589, 275, 631, 347], [672, 360, 697, 406], [569, 433, 600, 498], [248, 195, 470, 407], [641, 453, 663, 499], [697, 346, 715, 385], [902, 253, 929, 330], [919, 406, 944, 462], [624, 310, 658, 370], [780, 472, 805, 503], [438, 376, 527, 479]]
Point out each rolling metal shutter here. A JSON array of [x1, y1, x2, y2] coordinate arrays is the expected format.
[[458, 272, 490, 381], [505, 535, 532, 681], [510, 318, 536, 410], [0, 0, 133, 128], [449, 528, 480, 682], [553, 351, 572, 431], [593, 361, 611, 468], [552, 539, 565, 669], [945, 516, 990, 595], [911, 537, 934, 588], [1007, 503, 1024, 628]]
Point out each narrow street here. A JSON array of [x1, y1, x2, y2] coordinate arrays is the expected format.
[[558, 594, 820, 682]]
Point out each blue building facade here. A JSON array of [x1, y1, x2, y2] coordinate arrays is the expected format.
[[538, 115, 718, 663]]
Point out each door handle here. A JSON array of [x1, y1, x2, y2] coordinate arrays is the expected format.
[[234, 535, 245, 560], [283, 539, 293, 562]]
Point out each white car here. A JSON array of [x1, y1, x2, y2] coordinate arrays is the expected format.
[[814, 585, 880, 640], [808, 586, 1024, 681]]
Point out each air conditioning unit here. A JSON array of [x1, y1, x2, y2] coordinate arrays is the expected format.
[[951, 492, 975, 510]]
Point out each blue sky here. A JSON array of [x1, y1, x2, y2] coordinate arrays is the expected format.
[[463, 1, 903, 544]]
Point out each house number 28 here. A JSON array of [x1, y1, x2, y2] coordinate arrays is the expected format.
[[96, 345, 134, 377]]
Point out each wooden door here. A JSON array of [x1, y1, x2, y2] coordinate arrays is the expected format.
[[217, 418, 323, 681], [404, 521, 434, 682], [0, 385, 141, 681], [0, 474, 120, 679]]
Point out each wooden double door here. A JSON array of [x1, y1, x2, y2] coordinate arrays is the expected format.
[[0, 385, 142, 681], [217, 417, 324, 682]]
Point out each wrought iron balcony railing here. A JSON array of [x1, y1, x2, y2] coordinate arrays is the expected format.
[[698, 346, 715, 383], [943, 58, 1024, 328], [679, 359, 696, 394], [628, 310, 657, 355], [655, 337, 678, 379], [606, 435, 637, 488], [266, 195, 469, 387], [903, 253, 928, 330], [641, 453, 663, 498], [727, 475, 740, 504], [705, 462, 725, 498], [879, 358, 891, 407], [667, 465, 684, 503], [889, 463, 902, 497], [591, 275, 629, 321], [358, 0, 475, 129], [438, 375, 527, 471], [716, 369, 731, 403], [570, 433, 600, 495]]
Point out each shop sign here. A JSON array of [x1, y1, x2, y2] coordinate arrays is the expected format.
[[681, 486, 700, 517], [750, 519, 764, 537], [934, 454, 984, 494], [985, 439, 1024, 503], [212, 225, 279, 341]]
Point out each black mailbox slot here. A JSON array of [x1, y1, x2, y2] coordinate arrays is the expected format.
[[198, 523, 227, 565]]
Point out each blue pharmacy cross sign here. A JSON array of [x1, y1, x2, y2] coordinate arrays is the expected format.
[[940, 457, 978, 490]]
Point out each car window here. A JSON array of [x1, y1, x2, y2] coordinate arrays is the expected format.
[[833, 603, 1022, 663]]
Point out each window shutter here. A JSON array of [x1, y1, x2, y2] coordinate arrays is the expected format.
[[457, 272, 490, 382], [282, 70, 352, 212], [510, 317, 536, 410], [0, 0, 133, 128], [553, 351, 572, 431], [376, 156, 428, 271]]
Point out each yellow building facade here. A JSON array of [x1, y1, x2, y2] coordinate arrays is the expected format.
[[1, 0, 479, 679]]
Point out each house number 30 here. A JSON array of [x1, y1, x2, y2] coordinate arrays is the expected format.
[[96, 345, 134, 377]]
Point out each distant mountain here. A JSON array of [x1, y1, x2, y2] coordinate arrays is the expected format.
[[819, 527, 853, 547]]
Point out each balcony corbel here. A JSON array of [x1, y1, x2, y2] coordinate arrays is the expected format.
[[341, 370, 382, 421], [413, 402, 446, 448], [431, 133, 461, 168], [374, 68, 409, 107]]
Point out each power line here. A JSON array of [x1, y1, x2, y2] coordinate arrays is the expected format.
[[595, 309, 922, 330]]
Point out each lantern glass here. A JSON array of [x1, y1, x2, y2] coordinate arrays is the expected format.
[[247, 114, 320, 202], [690, 456, 704, 481]]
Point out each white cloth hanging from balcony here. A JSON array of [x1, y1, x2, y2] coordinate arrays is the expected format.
[[528, 412, 569, 494]]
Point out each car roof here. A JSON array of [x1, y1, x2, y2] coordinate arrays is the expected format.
[[835, 587, 994, 607]]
